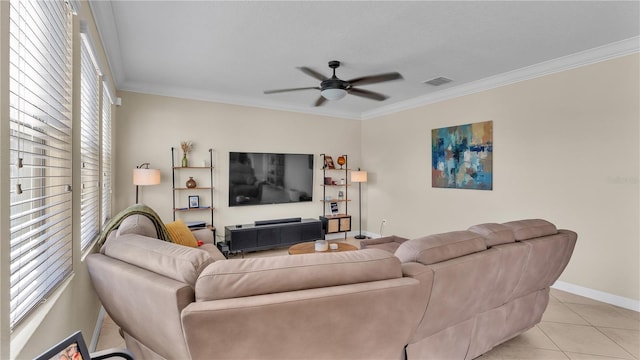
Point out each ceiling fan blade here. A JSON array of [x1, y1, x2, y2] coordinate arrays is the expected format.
[[349, 87, 388, 101], [298, 67, 328, 81], [264, 86, 320, 94], [314, 96, 327, 107], [347, 72, 403, 86]]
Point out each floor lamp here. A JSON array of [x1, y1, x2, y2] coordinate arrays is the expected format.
[[133, 163, 161, 203], [351, 169, 368, 239]]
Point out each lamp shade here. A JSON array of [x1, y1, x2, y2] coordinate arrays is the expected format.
[[320, 88, 347, 101], [351, 170, 368, 183], [133, 168, 161, 186]]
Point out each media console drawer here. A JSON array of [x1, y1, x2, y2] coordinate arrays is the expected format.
[[224, 218, 323, 253]]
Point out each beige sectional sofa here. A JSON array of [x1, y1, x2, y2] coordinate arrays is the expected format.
[[87, 216, 576, 360]]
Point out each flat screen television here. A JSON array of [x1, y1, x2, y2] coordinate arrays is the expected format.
[[229, 152, 314, 206]]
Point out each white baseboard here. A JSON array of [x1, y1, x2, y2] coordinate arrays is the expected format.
[[552, 281, 640, 312], [89, 306, 106, 352]]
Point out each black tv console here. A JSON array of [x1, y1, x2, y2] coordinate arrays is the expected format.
[[224, 218, 323, 253]]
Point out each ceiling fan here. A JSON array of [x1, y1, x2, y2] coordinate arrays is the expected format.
[[263, 60, 402, 106]]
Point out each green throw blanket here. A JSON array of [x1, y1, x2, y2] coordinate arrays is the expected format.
[[97, 204, 173, 247]]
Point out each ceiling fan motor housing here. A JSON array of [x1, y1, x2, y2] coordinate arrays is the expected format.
[[322, 61, 350, 91], [321, 78, 350, 91]]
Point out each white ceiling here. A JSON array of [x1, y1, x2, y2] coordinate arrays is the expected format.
[[89, 1, 640, 120]]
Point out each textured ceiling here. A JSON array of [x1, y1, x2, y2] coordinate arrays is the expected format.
[[90, 1, 640, 119]]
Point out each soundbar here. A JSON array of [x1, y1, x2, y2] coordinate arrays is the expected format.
[[254, 217, 302, 226]]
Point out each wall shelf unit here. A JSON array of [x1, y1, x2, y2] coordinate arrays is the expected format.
[[171, 147, 215, 235], [319, 154, 351, 237]]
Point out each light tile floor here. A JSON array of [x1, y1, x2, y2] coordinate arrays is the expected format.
[[96, 239, 639, 359]]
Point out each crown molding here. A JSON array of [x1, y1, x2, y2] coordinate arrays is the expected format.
[[118, 82, 363, 121], [362, 36, 640, 120]]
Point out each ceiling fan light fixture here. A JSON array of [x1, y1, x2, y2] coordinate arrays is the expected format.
[[320, 88, 347, 100]]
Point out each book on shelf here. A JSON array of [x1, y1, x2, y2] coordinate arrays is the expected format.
[[185, 221, 206, 229]]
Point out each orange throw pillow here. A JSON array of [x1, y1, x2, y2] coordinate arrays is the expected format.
[[165, 219, 198, 248]]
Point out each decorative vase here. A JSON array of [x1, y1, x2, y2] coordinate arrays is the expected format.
[[186, 177, 197, 188], [182, 153, 188, 167], [337, 155, 346, 169]]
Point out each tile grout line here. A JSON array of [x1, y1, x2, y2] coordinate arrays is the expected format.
[[592, 325, 639, 360], [536, 322, 571, 359]]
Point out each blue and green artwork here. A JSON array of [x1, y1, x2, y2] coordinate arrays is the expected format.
[[432, 120, 493, 190]]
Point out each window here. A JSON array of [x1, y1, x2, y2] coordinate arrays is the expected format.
[[101, 85, 112, 226], [8, 0, 74, 328], [80, 36, 101, 251]]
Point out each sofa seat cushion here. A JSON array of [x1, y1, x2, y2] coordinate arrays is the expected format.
[[195, 249, 402, 301], [104, 234, 214, 287], [395, 231, 487, 265], [503, 219, 557, 241], [467, 223, 515, 247]]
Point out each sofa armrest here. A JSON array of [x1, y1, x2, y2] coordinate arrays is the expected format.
[[360, 235, 409, 254], [191, 227, 214, 244], [86, 254, 193, 360], [360, 235, 409, 247]]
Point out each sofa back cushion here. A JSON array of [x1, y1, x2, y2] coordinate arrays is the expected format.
[[467, 223, 516, 247], [195, 249, 402, 301], [395, 231, 487, 265], [104, 234, 214, 287], [116, 214, 158, 238], [503, 219, 557, 240]]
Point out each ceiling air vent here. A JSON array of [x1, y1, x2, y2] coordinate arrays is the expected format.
[[424, 77, 453, 86]]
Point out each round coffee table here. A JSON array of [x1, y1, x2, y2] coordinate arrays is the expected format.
[[288, 241, 358, 255]]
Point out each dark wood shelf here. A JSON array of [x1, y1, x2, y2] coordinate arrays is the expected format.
[[174, 206, 214, 212], [173, 187, 214, 190]]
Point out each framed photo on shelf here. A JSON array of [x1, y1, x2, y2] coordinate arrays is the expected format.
[[188, 195, 200, 208], [324, 156, 335, 169], [330, 202, 339, 215]]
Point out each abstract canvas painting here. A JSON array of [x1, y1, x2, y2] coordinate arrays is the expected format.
[[432, 120, 493, 190]]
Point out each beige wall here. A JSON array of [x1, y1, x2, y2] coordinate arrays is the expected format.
[[114, 92, 363, 242], [362, 54, 639, 301], [114, 55, 638, 304]]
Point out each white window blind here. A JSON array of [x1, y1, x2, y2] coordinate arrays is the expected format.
[[80, 38, 100, 251], [8, 0, 73, 328], [101, 84, 112, 226]]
